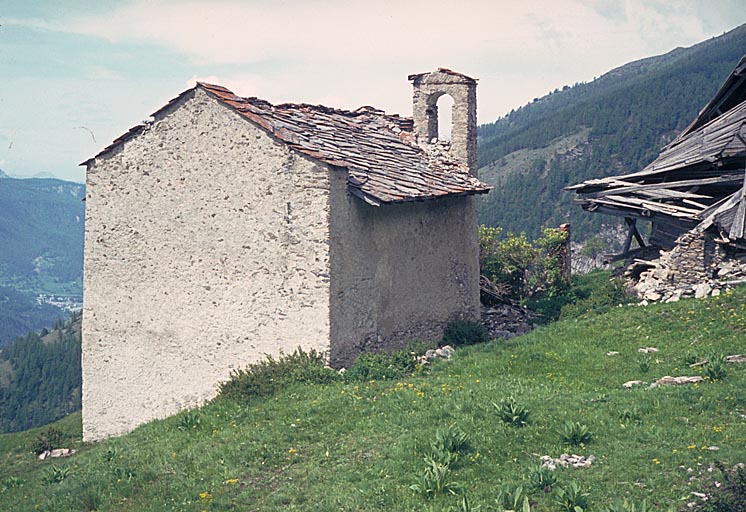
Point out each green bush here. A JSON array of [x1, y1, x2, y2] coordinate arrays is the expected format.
[[559, 271, 631, 320], [528, 464, 558, 492], [600, 498, 651, 512], [42, 465, 70, 485], [558, 421, 593, 446], [495, 485, 531, 512], [494, 398, 530, 427], [218, 347, 338, 401], [555, 481, 589, 511], [345, 346, 423, 382], [705, 355, 728, 382], [480, 225, 570, 302], [701, 462, 746, 512], [410, 457, 461, 497], [429, 424, 470, 464], [32, 427, 65, 455], [442, 321, 489, 347]]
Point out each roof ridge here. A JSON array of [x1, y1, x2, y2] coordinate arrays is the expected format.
[[197, 82, 412, 125]]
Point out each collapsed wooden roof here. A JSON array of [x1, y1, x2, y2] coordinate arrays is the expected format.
[[84, 83, 490, 207], [568, 55, 746, 248]]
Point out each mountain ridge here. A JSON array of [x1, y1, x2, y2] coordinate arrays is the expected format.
[[476, 24, 746, 241]]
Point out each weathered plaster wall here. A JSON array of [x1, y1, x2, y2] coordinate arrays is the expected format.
[[328, 168, 480, 367], [83, 88, 331, 441]]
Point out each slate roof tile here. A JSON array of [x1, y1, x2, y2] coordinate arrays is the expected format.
[[84, 82, 490, 206]]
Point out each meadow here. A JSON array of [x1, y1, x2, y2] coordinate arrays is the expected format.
[[1, 284, 744, 511]]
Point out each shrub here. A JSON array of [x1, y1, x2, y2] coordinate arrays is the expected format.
[[600, 498, 651, 512], [0, 476, 24, 493], [42, 465, 70, 484], [410, 457, 461, 497], [442, 321, 489, 347], [528, 465, 558, 492], [495, 485, 531, 511], [480, 225, 570, 303], [558, 421, 593, 446], [705, 355, 728, 382], [700, 462, 746, 512], [345, 346, 421, 382], [554, 481, 589, 511], [218, 347, 338, 401], [176, 410, 202, 431], [559, 271, 631, 320], [619, 407, 643, 425], [32, 427, 65, 455], [494, 398, 530, 427], [429, 424, 470, 464]]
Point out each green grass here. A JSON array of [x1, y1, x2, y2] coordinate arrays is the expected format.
[[1, 287, 745, 511]]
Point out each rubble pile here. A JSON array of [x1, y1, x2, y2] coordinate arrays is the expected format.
[[540, 453, 595, 470], [626, 232, 746, 303], [481, 304, 534, 340], [417, 345, 455, 365]]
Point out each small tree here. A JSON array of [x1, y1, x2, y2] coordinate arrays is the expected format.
[[479, 225, 569, 302]]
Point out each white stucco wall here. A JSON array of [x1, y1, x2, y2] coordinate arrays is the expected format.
[[82, 88, 331, 441]]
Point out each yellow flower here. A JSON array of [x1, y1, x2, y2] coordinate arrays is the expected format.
[[288, 448, 297, 454], [224, 478, 239, 485], [652, 458, 661, 465], [687, 445, 696, 449], [199, 491, 212, 502]]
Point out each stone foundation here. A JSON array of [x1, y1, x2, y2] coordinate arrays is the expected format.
[[626, 230, 746, 302]]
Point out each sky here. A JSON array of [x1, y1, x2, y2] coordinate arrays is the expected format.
[[1, 0, 745, 183]]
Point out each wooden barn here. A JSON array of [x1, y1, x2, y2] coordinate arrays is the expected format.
[[569, 55, 746, 259]]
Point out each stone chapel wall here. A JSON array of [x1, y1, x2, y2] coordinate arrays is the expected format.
[[82, 88, 331, 441]]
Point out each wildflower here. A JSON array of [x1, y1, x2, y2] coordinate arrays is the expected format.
[[713, 425, 724, 433], [224, 478, 239, 485], [652, 458, 661, 465], [687, 445, 696, 449], [288, 448, 297, 454]]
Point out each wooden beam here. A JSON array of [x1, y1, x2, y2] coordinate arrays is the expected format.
[[628, 217, 646, 248]]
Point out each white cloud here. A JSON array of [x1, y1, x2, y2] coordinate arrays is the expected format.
[[43, 0, 740, 122], [3, 0, 744, 185], [87, 66, 125, 81]]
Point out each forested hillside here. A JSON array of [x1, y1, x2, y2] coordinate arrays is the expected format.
[[0, 312, 81, 433], [0, 287, 65, 346], [477, 24, 746, 241]]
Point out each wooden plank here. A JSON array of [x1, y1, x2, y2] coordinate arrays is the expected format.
[[602, 195, 702, 216], [579, 173, 744, 198]]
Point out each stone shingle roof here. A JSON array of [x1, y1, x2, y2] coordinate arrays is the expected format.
[[85, 82, 490, 207]]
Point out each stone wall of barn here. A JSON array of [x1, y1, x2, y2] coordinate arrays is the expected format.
[[630, 229, 746, 302], [82, 88, 331, 441], [328, 168, 480, 367]]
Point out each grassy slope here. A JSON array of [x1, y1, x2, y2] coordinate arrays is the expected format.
[[1, 287, 745, 511]]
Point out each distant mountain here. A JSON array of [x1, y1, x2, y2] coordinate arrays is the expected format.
[[31, 171, 59, 180], [477, 23, 746, 241], [0, 175, 84, 344]]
